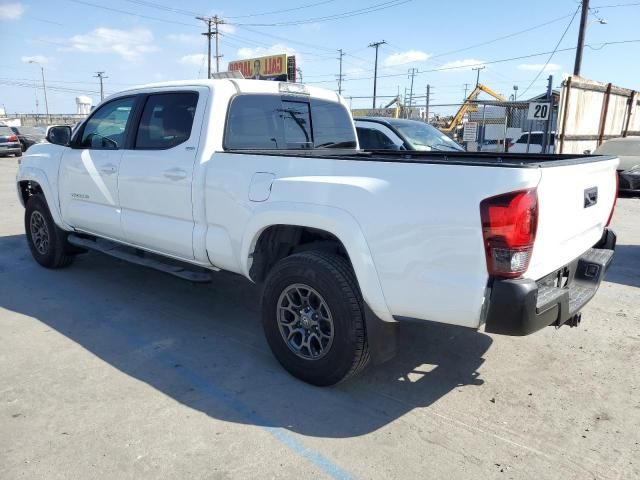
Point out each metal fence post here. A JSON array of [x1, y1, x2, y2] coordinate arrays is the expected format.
[[542, 75, 553, 153]]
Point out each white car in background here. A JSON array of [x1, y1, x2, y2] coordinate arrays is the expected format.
[[508, 131, 555, 154], [594, 136, 640, 192]]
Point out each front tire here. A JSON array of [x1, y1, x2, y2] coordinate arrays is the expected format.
[[261, 251, 369, 386], [25, 194, 74, 268]]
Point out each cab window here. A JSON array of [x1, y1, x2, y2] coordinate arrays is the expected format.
[[78, 97, 135, 150], [135, 92, 198, 149]]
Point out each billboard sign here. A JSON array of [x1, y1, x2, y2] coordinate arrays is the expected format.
[[228, 54, 290, 81]]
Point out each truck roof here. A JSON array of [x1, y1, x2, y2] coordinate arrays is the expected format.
[[115, 79, 344, 104]]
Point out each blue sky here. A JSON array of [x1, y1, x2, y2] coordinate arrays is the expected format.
[[1, 0, 639, 114]]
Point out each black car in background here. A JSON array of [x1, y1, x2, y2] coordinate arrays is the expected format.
[[10, 126, 47, 152]]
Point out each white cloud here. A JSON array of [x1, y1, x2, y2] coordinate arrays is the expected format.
[[518, 63, 562, 72], [236, 43, 298, 60], [438, 59, 486, 72], [21, 55, 49, 65], [66, 28, 158, 61], [179, 53, 207, 66], [383, 50, 430, 67], [346, 66, 366, 76], [167, 33, 201, 45], [219, 23, 235, 34], [0, 2, 24, 20]]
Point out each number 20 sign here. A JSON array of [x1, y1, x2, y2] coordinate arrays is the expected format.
[[527, 102, 551, 121]]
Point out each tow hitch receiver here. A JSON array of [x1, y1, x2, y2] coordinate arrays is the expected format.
[[563, 313, 582, 328]]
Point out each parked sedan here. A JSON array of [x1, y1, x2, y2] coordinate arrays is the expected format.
[[355, 117, 465, 152], [0, 125, 22, 157]]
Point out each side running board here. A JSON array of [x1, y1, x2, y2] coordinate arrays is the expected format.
[[67, 234, 214, 283]]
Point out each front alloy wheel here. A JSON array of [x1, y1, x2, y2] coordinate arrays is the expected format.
[[29, 210, 50, 255]]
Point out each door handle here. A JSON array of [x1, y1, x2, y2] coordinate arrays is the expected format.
[[100, 164, 117, 175], [163, 168, 188, 181]]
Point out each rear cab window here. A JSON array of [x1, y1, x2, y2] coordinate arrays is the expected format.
[[135, 92, 198, 149], [224, 94, 356, 150]]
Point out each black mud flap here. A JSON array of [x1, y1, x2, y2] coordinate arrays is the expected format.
[[364, 303, 398, 365]]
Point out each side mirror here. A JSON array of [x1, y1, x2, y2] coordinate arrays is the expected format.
[[46, 126, 72, 146], [583, 149, 592, 155]]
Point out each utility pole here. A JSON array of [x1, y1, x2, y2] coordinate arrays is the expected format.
[[94, 71, 108, 101], [197, 15, 225, 77], [573, 0, 590, 76], [407, 67, 417, 110], [472, 66, 485, 87], [425, 84, 431, 124], [28, 60, 48, 121], [296, 67, 303, 83], [337, 49, 345, 95], [463, 83, 470, 101], [368, 40, 386, 109]]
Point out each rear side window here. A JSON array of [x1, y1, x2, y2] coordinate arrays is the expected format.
[[356, 127, 395, 149], [225, 94, 356, 150], [135, 92, 198, 149]]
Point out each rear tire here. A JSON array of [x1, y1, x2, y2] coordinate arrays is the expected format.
[[25, 194, 74, 268], [261, 251, 369, 386]]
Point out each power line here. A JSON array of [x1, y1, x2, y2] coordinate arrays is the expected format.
[[231, 0, 413, 27], [521, 4, 580, 97], [226, 0, 339, 18], [429, 12, 577, 60], [303, 39, 640, 84], [67, 0, 199, 27]]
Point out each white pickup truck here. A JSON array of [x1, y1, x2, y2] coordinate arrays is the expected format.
[[16, 79, 618, 385]]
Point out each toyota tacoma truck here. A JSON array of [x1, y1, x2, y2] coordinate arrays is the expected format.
[[16, 79, 618, 386]]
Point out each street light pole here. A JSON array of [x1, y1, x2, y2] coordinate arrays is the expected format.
[[29, 60, 49, 121]]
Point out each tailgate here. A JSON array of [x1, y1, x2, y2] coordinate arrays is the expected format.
[[525, 156, 619, 280]]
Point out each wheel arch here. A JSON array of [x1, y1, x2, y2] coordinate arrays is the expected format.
[[17, 167, 66, 228], [241, 202, 393, 322]]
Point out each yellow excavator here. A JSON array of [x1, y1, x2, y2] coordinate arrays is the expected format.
[[441, 83, 507, 133], [383, 96, 408, 119]]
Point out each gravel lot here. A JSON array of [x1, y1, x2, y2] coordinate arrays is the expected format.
[[1, 156, 638, 480]]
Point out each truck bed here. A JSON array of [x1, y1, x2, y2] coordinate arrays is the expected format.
[[226, 149, 618, 169]]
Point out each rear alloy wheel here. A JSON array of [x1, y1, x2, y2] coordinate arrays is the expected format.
[[276, 283, 335, 360], [262, 251, 369, 386]]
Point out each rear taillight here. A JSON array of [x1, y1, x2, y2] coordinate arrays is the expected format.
[[8, 134, 18, 142], [606, 171, 618, 227], [480, 189, 538, 278]]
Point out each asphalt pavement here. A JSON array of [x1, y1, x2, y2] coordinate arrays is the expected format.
[[1, 156, 638, 479]]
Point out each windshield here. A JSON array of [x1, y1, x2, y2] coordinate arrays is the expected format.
[[387, 119, 464, 152]]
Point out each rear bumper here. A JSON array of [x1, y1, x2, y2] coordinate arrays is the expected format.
[[0, 144, 22, 155], [484, 229, 616, 336]]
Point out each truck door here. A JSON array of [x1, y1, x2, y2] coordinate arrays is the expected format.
[[118, 89, 204, 260], [58, 95, 137, 239]]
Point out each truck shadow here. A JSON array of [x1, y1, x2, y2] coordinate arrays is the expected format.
[[0, 234, 491, 439], [604, 244, 640, 288]]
